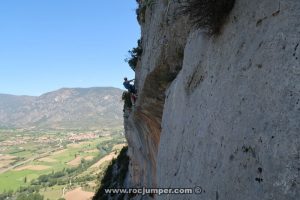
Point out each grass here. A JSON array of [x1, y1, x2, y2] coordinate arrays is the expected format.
[[12, 150, 34, 159], [0, 169, 48, 192], [40, 185, 63, 200]]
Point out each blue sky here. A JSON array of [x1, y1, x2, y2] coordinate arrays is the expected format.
[[0, 0, 139, 96]]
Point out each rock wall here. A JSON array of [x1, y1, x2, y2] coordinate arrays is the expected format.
[[125, 0, 300, 199]]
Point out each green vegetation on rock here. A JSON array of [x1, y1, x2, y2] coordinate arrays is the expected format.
[[93, 146, 129, 200]]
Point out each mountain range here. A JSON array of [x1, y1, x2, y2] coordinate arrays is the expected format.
[[0, 87, 124, 130]]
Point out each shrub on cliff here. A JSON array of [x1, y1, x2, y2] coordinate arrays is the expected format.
[[181, 0, 235, 34], [136, 0, 155, 23], [125, 39, 143, 71], [122, 91, 132, 111]]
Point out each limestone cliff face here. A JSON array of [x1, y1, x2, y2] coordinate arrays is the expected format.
[[125, 0, 300, 199]]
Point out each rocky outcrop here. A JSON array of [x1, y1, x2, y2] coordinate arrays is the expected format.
[[93, 146, 129, 200], [125, 0, 300, 199]]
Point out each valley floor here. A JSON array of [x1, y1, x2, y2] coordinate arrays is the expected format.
[[0, 128, 126, 200]]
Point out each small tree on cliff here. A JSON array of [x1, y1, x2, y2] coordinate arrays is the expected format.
[[125, 39, 143, 71]]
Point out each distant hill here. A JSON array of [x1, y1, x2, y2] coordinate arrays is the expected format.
[[0, 87, 124, 130]]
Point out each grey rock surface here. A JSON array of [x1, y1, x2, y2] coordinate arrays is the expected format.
[[125, 0, 300, 199]]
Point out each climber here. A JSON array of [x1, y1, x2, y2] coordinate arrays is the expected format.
[[123, 77, 136, 93], [123, 77, 137, 105]]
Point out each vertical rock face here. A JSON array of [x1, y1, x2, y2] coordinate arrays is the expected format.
[[125, 0, 190, 190], [125, 0, 300, 199]]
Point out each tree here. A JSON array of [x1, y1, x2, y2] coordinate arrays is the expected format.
[[125, 39, 143, 71]]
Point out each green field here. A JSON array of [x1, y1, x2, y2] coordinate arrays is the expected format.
[[0, 128, 126, 199]]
